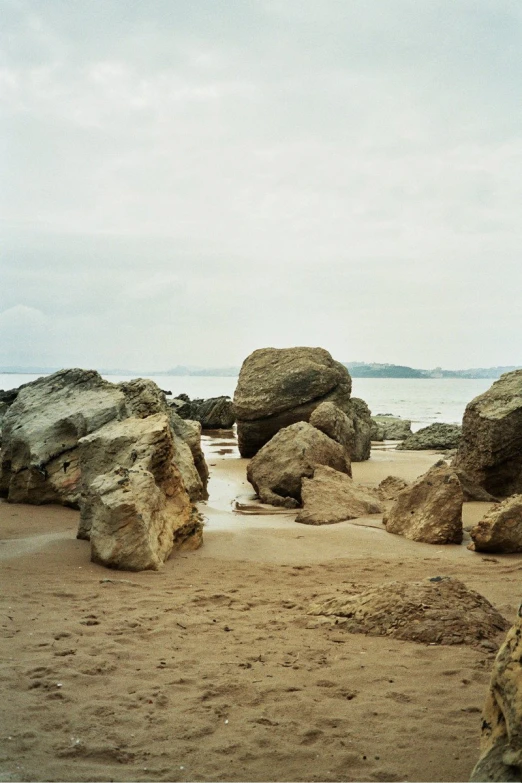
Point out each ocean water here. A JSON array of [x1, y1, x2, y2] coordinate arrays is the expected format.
[[0, 372, 494, 431]]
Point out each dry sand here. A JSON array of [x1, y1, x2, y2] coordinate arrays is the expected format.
[[1, 436, 521, 783]]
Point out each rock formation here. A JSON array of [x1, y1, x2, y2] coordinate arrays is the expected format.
[[309, 401, 355, 451], [234, 347, 353, 458], [469, 495, 522, 554], [397, 422, 461, 450], [383, 461, 464, 544], [173, 395, 235, 430], [371, 415, 412, 441], [295, 465, 383, 525], [78, 414, 202, 569], [378, 475, 410, 501], [169, 412, 209, 500], [470, 609, 522, 781], [347, 398, 372, 461], [246, 421, 351, 508], [454, 370, 522, 497], [308, 577, 508, 647]]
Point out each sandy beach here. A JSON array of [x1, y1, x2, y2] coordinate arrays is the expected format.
[[1, 435, 520, 783]]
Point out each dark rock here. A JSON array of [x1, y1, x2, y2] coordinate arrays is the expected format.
[[397, 423, 461, 451], [175, 396, 235, 429], [371, 415, 412, 441]]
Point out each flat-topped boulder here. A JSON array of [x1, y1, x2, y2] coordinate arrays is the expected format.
[[454, 370, 522, 496], [247, 421, 351, 508], [397, 422, 461, 451], [234, 347, 352, 458], [469, 495, 522, 554], [371, 415, 412, 441], [295, 465, 383, 525]]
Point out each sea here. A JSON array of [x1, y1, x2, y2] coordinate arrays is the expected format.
[[0, 372, 495, 432]]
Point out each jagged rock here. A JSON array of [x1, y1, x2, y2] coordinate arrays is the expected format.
[[397, 423, 461, 451], [455, 469, 499, 502], [371, 415, 412, 441], [454, 371, 522, 497], [348, 397, 372, 461], [174, 395, 235, 429], [0, 369, 128, 506], [234, 347, 353, 458], [118, 377, 169, 418], [470, 611, 522, 781], [308, 577, 508, 647], [78, 414, 202, 569], [247, 421, 351, 508], [469, 495, 522, 554], [383, 461, 464, 544], [295, 465, 383, 525], [169, 413, 209, 499], [309, 401, 355, 450], [378, 475, 410, 501]]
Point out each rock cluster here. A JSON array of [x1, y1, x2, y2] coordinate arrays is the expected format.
[[295, 465, 383, 525], [397, 422, 461, 451], [172, 395, 235, 430]]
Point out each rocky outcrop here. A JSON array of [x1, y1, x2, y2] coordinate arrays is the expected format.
[[78, 414, 202, 569], [234, 347, 353, 458], [247, 421, 351, 508], [397, 423, 461, 451], [173, 395, 235, 430], [371, 415, 412, 441], [378, 475, 410, 501], [295, 465, 383, 525], [383, 461, 464, 544], [308, 577, 508, 647], [454, 371, 522, 497], [469, 495, 522, 554], [118, 377, 169, 418], [470, 610, 522, 782]]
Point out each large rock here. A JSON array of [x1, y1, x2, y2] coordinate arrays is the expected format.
[[371, 415, 412, 441], [397, 422, 461, 451], [348, 397, 372, 461], [383, 461, 464, 544], [309, 401, 354, 450], [173, 396, 235, 430], [118, 377, 169, 418], [78, 414, 202, 569], [169, 412, 209, 500], [469, 495, 522, 554], [234, 347, 353, 458], [454, 371, 522, 497], [309, 577, 508, 647], [247, 421, 351, 508], [295, 465, 383, 525], [378, 475, 410, 501], [470, 610, 522, 782]]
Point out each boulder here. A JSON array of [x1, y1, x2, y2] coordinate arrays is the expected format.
[[308, 577, 508, 647], [470, 610, 522, 782], [348, 397, 372, 461], [246, 421, 351, 508], [378, 475, 410, 501], [454, 371, 522, 497], [371, 415, 412, 441], [173, 395, 235, 430], [469, 495, 522, 554], [455, 468, 499, 502], [397, 422, 461, 451], [234, 347, 353, 458], [169, 412, 209, 500], [383, 461, 464, 544], [295, 465, 383, 525], [118, 377, 169, 418], [78, 414, 202, 569], [309, 401, 354, 450]]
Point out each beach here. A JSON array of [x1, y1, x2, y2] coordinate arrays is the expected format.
[[0, 435, 520, 783]]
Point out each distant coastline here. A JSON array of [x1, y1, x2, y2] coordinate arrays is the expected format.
[[1, 362, 520, 380]]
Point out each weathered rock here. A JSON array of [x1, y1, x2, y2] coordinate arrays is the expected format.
[[308, 577, 509, 647], [234, 347, 353, 458], [454, 371, 522, 497], [309, 401, 354, 449], [378, 475, 410, 501], [78, 414, 202, 569], [174, 395, 235, 429], [371, 415, 412, 441], [295, 465, 383, 525], [247, 421, 351, 508], [470, 610, 522, 781], [169, 413, 209, 499], [383, 461, 464, 544], [455, 468, 499, 502], [469, 495, 522, 554], [118, 377, 169, 418], [0, 369, 128, 506], [348, 397, 372, 461], [397, 423, 461, 451]]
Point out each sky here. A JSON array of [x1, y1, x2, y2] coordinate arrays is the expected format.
[[1, 0, 522, 371]]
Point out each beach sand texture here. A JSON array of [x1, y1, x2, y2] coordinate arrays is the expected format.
[[1, 436, 520, 783]]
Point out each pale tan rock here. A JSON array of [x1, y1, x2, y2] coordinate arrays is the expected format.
[[469, 495, 522, 553], [383, 461, 464, 544], [295, 465, 383, 525], [378, 475, 410, 501], [169, 413, 208, 501], [470, 612, 522, 781], [247, 421, 351, 508]]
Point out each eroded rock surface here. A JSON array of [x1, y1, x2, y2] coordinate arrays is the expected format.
[[469, 495, 522, 554], [383, 461, 464, 544], [397, 423, 461, 451], [234, 347, 353, 458], [347, 398, 372, 461], [173, 395, 235, 430], [309, 576, 508, 647], [378, 475, 410, 501], [247, 421, 351, 508], [295, 465, 383, 525], [371, 415, 412, 441], [470, 611, 522, 782], [309, 401, 354, 450], [454, 370, 522, 497]]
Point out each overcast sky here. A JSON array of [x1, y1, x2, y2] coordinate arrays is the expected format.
[[2, 0, 522, 370]]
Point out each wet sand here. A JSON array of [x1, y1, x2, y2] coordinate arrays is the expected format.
[[0, 438, 520, 782]]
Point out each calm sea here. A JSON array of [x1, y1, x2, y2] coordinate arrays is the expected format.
[[0, 373, 494, 432]]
